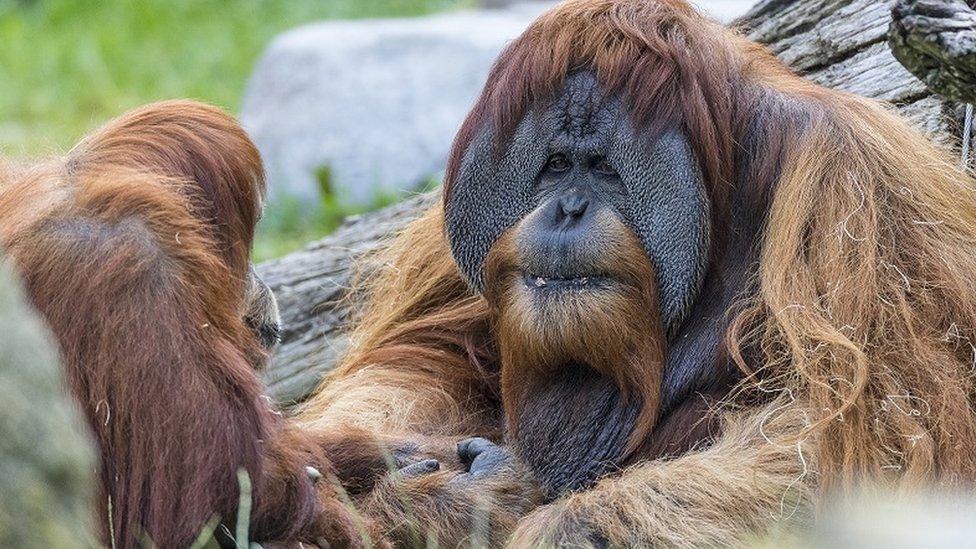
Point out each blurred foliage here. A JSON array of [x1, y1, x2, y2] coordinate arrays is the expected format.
[[0, 0, 468, 155], [256, 167, 396, 262], [253, 166, 440, 262], [0, 0, 465, 258]]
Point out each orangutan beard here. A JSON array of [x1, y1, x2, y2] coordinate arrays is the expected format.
[[483, 215, 666, 498]]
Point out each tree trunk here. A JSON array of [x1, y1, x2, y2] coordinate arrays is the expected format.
[[258, 194, 436, 404], [258, 0, 973, 405], [888, 0, 976, 104]]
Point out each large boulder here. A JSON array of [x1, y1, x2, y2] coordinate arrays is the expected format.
[[241, 3, 553, 208], [701, 0, 755, 22], [0, 260, 96, 546]]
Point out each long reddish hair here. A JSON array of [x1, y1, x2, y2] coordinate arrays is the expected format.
[[0, 102, 353, 547]]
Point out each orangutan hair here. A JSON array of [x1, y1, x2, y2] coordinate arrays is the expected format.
[[0, 101, 358, 547], [300, 0, 976, 546]]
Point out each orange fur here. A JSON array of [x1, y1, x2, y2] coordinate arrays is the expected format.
[[483, 211, 664, 458], [0, 101, 358, 547]]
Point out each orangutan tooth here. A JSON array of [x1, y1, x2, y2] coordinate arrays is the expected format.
[[535, 277, 547, 287]]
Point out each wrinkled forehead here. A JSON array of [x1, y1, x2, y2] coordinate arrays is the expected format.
[[539, 72, 621, 152], [554, 72, 617, 136]]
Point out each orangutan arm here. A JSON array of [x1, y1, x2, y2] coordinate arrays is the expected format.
[[297, 344, 504, 486], [296, 350, 552, 547], [298, 361, 545, 547], [293, 207, 545, 544], [301, 361, 499, 441], [507, 401, 814, 548]]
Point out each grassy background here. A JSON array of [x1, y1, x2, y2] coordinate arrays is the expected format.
[[0, 0, 468, 259]]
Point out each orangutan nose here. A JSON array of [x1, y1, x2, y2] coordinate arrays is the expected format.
[[557, 188, 589, 223]]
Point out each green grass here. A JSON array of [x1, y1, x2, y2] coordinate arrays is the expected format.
[[0, 0, 468, 155], [0, 0, 466, 258]]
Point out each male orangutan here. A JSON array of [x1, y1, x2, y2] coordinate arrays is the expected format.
[[0, 102, 358, 547], [299, 0, 976, 546]]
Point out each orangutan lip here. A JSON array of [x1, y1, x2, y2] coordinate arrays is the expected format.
[[521, 271, 610, 290]]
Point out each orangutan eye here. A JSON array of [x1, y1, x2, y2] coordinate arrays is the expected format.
[[593, 158, 617, 176], [546, 154, 572, 173]]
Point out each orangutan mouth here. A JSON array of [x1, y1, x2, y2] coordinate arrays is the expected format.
[[521, 271, 612, 291]]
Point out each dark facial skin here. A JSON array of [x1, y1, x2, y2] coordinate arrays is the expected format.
[[243, 267, 281, 351], [444, 71, 729, 497], [446, 71, 710, 333], [517, 152, 627, 287]]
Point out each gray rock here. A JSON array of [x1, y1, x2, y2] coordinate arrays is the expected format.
[[698, 0, 756, 23], [0, 260, 96, 547], [241, 4, 554, 208]]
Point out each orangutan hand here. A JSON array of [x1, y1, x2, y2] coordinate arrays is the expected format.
[[312, 426, 463, 495], [360, 436, 544, 547]]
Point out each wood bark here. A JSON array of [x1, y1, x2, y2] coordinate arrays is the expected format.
[[258, 193, 436, 404], [889, 0, 976, 104], [258, 0, 973, 405]]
